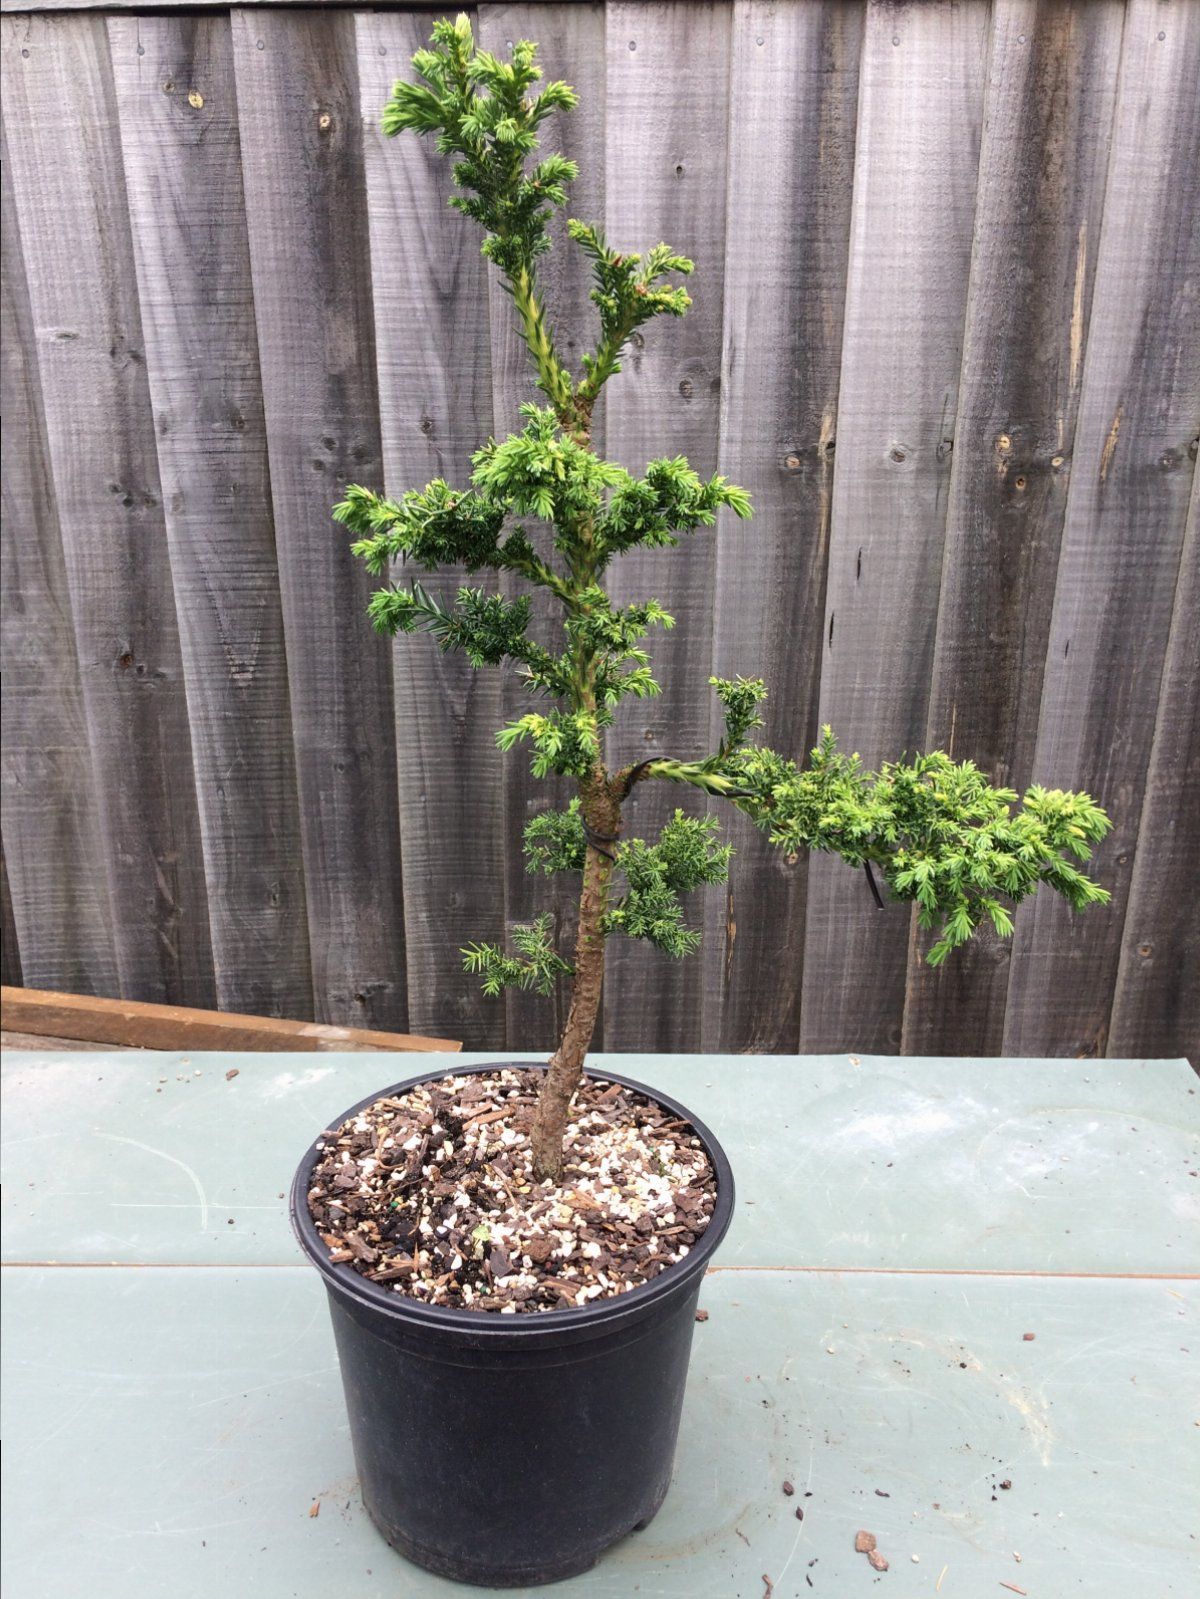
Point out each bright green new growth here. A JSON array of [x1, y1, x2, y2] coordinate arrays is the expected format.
[[337, 15, 1111, 1012]]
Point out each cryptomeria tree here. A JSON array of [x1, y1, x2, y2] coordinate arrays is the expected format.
[[337, 17, 1111, 1182]]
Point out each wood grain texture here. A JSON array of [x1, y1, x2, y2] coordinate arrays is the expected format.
[[2, 0, 1196, 1059], [799, 0, 990, 1053], [902, 0, 1125, 1054], [702, 0, 862, 1052], [1003, 0, 1200, 1059], [2, 132, 119, 996], [109, 14, 312, 1018], [0, 985, 460, 1053], [231, 8, 409, 1030], [601, 0, 732, 1052], [478, 2, 607, 1050], [1108, 467, 1198, 1060], [357, 8, 506, 1048], [1, 12, 215, 1005], [1113, 466, 1196, 1061]]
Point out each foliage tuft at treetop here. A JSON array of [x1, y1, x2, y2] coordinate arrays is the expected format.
[[336, 16, 1111, 1180]]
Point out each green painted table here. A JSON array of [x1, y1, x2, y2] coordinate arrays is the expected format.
[[2, 1051, 1197, 1598]]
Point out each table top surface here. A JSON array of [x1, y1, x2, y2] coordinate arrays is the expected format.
[[2, 1049, 1197, 1598]]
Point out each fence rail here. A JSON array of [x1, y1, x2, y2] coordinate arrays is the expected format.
[[2, 0, 1198, 1057]]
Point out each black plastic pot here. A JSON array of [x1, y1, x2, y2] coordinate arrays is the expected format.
[[291, 1060, 734, 1587]]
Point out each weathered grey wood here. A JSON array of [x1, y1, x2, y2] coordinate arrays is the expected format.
[[601, 0, 732, 1052], [477, 2, 606, 1050], [230, 8, 409, 1030], [0, 0, 581, 11], [357, 8, 506, 1048], [902, 0, 1125, 1055], [109, 14, 312, 1019], [798, 0, 990, 1053], [1, 131, 119, 997], [1, 13, 215, 1005], [1108, 467, 1198, 1060], [701, 0, 862, 1053], [1003, 0, 1200, 1059]]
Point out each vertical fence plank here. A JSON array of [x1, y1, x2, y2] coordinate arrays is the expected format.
[[357, 7, 506, 1048], [478, 2, 607, 1050], [2, 133, 119, 996], [702, 0, 862, 1052], [231, 7, 409, 1030], [1002, 0, 1200, 1058], [601, 0, 732, 1052], [109, 14, 312, 1018], [1, 13, 215, 1005], [1108, 469, 1198, 1059], [902, 0, 1125, 1054], [798, 0, 989, 1053]]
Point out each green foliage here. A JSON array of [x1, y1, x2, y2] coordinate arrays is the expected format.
[[568, 222, 695, 402], [597, 458, 752, 560], [522, 804, 730, 957], [497, 710, 601, 778], [347, 16, 1111, 1008], [462, 914, 571, 996], [649, 703, 1112, 964], [604, 813, 732, 957], [523, 801, 587, 875]]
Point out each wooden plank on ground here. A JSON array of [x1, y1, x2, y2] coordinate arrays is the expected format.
[[231, 8, 409, 1030], [1108, 469, 1198, 1060], [1, 132, 119, 996], [1002, 0, 1200, 1058], [702, 0, 862, 1053], [799, 0, 990, 1053], [356, 8, 506, 1049], [0, 986, 460, 1053], [601, 0, 732, 1052], [0, 13, 215, 1005], [902, 0, 1125, 1055], [108, 14, 313, 1019], [477, 2, 606, 1051]]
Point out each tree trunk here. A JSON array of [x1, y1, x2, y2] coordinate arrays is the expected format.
[[530, 774, 621, 1181]]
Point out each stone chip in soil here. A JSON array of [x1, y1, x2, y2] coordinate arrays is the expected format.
[[306, 1069, 716, 1315]]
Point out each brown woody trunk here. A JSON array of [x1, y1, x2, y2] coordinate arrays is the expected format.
[[530, 774, 621, 1182]]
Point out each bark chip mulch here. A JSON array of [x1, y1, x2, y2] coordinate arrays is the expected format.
[[306, 1069, 716, 1314]]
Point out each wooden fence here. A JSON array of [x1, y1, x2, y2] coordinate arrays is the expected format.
[[2, 0, 1197, 1059]]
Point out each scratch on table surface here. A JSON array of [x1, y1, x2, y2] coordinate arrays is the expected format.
[[96, 1134, 209, 1231], [773, 1516, 807, 1590], [187, 1362, 338, 1412]]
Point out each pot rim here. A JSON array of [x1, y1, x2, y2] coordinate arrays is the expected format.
[[290, 1059, 735, 1342]]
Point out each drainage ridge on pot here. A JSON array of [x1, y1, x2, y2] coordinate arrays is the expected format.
[[290, 1060, 736, 1586]]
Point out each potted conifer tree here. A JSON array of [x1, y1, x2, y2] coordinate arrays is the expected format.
[[291, 17, 1111, 1586]]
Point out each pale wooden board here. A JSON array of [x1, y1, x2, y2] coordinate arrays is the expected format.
[[108, 14, 313, 1019], [477, 2, 608, 1051], [902, 0, 1125, 1055], [701, 0, 862, 1053], [1108, 465, 1199, 1060], [230, 8, 410, 1031], [799, 0, 990, 1053], [1, 132, 119, 996], [1003, 0, 1200, 1059], [356, 8, 507, 1049], [601, 0, 733, 1053], [0, 13, 216, 1006], [0, 984, 459, 1052]]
